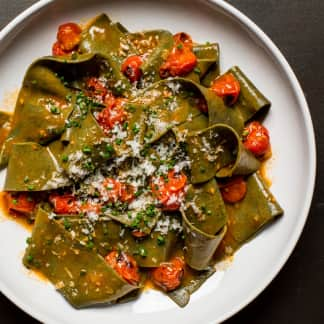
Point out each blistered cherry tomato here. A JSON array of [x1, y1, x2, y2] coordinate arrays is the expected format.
[[105, 251, 140, 285], [102, 178, 122, 202], [151, 257, 185, 291], [220, 177, 247, 204], [160, 33, 197, 78], [243, 121, 270, 156], [151, 170, 187, 211], [211, 73, 241, 105], [49, 194, 79, 214], [86, 77, 108, 102], [97, 99, 127, 132], [57, 22, 82, 51], [121, 55, 143, 83], [8, 193, 36, 214]]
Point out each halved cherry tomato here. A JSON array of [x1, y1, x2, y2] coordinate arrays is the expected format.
[[243, 121, 270, 156], [151, 170, 187, 211], [151, 257, 185, 291], [211, 73, 241, 105], [8, 193, 36, 214], [160, 33, 197, 78], [121, 55, 143, 83], [86, 77, 108, 102], [97, 98, 127, 132], [105, 251, 140, 285], [57, 22, 82, 52], [52, 41, 70, 56], [220, 177, 247, 204], [49, 194, 79, 214]]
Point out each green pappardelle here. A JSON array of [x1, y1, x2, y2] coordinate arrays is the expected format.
[[1, 13, 283, 308]]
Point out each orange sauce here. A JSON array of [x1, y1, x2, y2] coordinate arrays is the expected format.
[[0, 192, 33, 231]]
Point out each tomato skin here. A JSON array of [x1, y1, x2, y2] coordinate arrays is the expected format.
[[52, 41, 69, 56], [105, 251, 140, 285], [80, 202, 102, 214], [131, 230, 148, 238], [160, 33, 197, 78], [173, 32, 193, 47], [243, 121, 270, 156], [49, 194, 79, 214], [121, 55, 143, 83], [151, 170, 187, 211], [151, 257, 185, 292], [220, 177, 247, 204], [211, 73, 241, 105], [8, 193, 36, 214], [57, 22, 82, 51]]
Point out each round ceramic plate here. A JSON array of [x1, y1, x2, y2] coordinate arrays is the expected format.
[[0, 0, 316, 323]]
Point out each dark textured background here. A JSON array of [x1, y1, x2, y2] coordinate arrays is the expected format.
[[0, 0, 323, 323]]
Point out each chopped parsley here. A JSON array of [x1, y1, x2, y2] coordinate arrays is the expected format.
[[157, 235, 165, 246]]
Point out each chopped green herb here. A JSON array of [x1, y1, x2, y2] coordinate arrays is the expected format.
[[63, 218, 71, 230], [27, 185, 35, 191], [26, 237, 32, 245], [26, 255, 33, 263], [138, 246, 148, 257], [80, 269, 87, 276], [157, 235, 166, 246], [115, 138, 123, 145], [132, 124, 140, 134], [177, 43, 183, 50], [61, 154, 69, 163], [82, 146, 92, 154], [50, 105, 61, 115], [86, 241, 94, 249], [194, 67, 201, 75], [12, 199, 18, 205], [23, 176, 29, 183]]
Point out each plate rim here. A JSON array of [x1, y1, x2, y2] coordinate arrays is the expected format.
[[0, 0, 316, 323]]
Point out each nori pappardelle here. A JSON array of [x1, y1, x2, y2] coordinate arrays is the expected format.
[[0, 14, 283, 308]]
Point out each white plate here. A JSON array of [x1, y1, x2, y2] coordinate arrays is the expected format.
[[0, 0, 316, 323]]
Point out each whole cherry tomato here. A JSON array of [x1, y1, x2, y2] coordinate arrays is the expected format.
[[220, 177, 247, 204], [211, 73, 241, 105], [121, 55, 143, 83], [151, 257, 185, 291], [105, 251, 140, 285], [243, 121, 270, 156]]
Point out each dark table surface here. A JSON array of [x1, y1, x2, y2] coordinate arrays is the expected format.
[[0, 0, 323, 323]]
